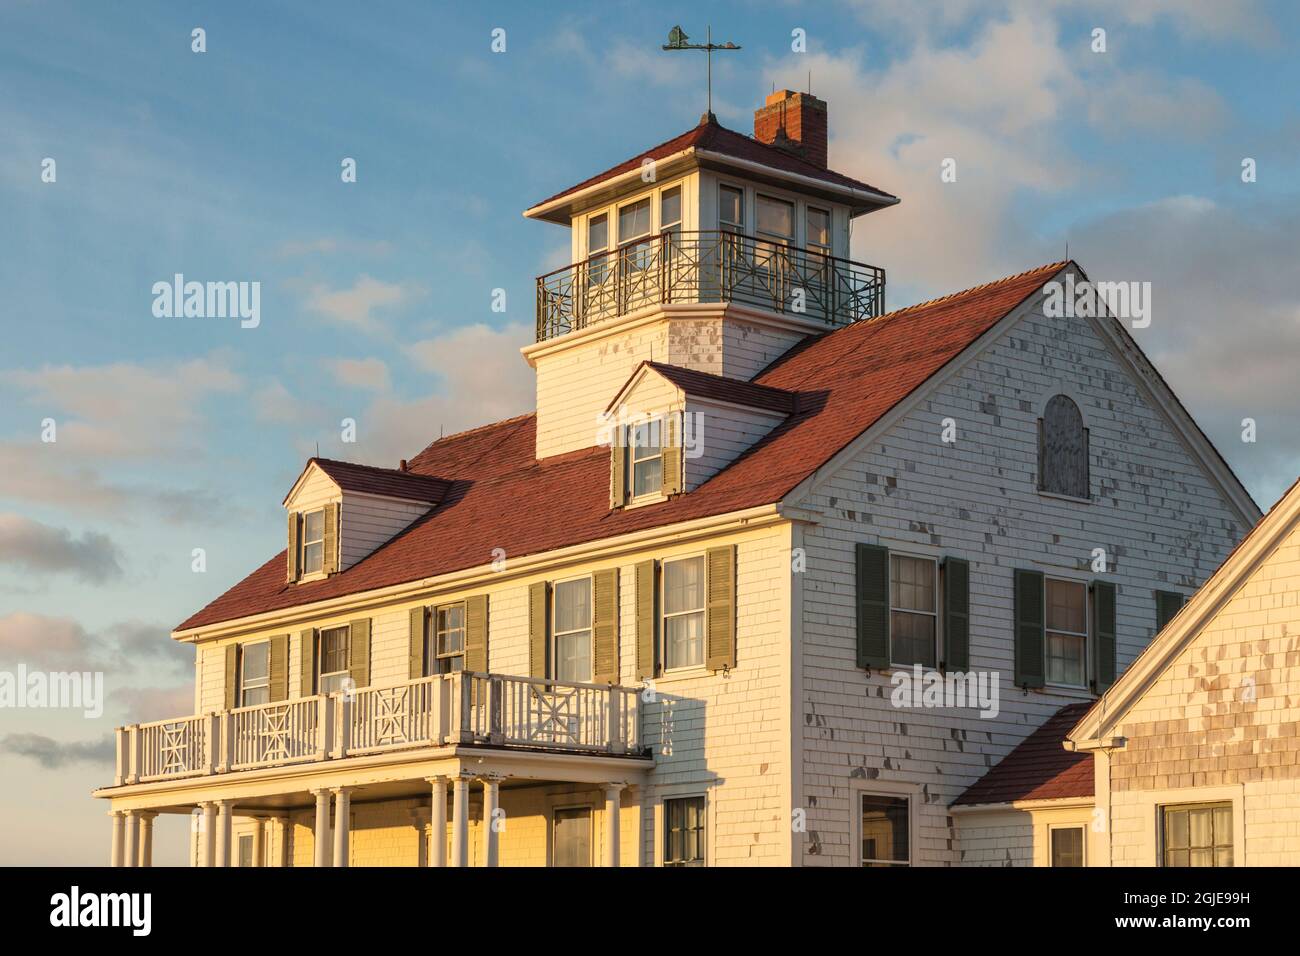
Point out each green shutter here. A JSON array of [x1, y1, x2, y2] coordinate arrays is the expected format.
[[635, 560, 657, 680], [661, 414, 683, 497], [269, 634, 288, 702], [323, 503, 340, 574], [528, 582, 549, 678], [348, 618, 370, 690], [224, 644, 238, 710], [409, 606, 427, 679], [464, 595, 488, 674], [1094, 581, 1117, 693], [287, 512, 299, 582], [1155, 590, 1184, 633], [705, 545, 736, 672], [1014, 569, 1046, 688], [593, 569, 619, 684], [610, 440, 626, 509], [855, 544, 889, 669], [943, 557, 970, 671], [300, 629, 317, 697]]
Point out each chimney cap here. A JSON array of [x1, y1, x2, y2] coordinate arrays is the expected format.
[[399, 459, 409, 472]]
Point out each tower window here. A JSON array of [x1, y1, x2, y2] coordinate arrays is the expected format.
[[1039, 394, 1089, 499]]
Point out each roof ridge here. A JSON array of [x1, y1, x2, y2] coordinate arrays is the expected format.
[[867, 261, 1068, 326], [415, 411, 535, 450], [313, 456, 430, 475]]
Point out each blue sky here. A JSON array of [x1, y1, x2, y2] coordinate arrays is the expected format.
[[1, 0, 1298, 863]]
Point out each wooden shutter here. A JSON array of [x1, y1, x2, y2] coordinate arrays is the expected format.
[[528, 582, 549, 678], [942, 557, 970, 671], [464, 595, 488, 674], [661, 413, 683, 497], [300, 629, 317, 697], [635, 559, 657, 680], [610, 440, 626, 509], [1155, 590, 1184, 633], [409, 606, 427, 679], [348, 618, 370, 690], [855, 544, 889, 669], [286, 512, 299, 582], [269, 634, 288, 702], [1014, 569, 1046, 688], [323, 503, 340, 574], [1093, 581, 1117, 693], [223, 644, 239, 710], [705, 545, 736, 672], [593, 569, 619, 684]]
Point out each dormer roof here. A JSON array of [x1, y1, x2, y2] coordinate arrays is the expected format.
[[283, 457, 451, 507], [523, 115, 898, 224], [606, 361, 799, 416]]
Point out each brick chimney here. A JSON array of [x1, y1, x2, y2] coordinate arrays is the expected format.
[[753, 90, 828, 169]]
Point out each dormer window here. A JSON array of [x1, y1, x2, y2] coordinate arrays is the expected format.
[[301, 509, 326, 574], [630, 420, 664, 498]]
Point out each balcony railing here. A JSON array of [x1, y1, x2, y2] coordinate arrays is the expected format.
[[111, 673, 643, 786], [535, 229, 886, 342]]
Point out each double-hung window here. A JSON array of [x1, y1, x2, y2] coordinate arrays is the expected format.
[[240, 641, 270, 706], [663, 556, 706, 670], [890, 554, 937, 668], [1045, 578, 1088, 687], [663, 796, 706, 866], [430, 604, 465, 674], [1050, 826, 1085, 867], [806, 206, 831, 256], [1162, 803, 1232, 867], [318, 625, 351, 694], [859, 794, 910, 867], [301, 509, 325, 575], [628, 419, 663, 499], [553, 578, 593, 683], [619, 197, 652, 273], [718, 185, 744, 235], [588, 212, 610, 287], [660, 186, 682, 238]]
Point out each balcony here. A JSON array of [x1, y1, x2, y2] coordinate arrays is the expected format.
[[111, 672, 643, 786], [535, 229, 886, 342]]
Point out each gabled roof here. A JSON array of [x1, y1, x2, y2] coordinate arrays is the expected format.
[[953, 703, 1095, 807], [283, 457, 451, 506], [1069, 474, 1300, 746], [607, 361, 798, 416], [176, 261, 1092, 633], [524, 115, 897, 222]]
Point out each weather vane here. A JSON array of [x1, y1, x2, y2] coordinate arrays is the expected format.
[[663, 25, 741, 120]]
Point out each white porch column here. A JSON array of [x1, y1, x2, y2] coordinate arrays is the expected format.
[[603, 784, 625, 868], [123, 811, 139, 868], [109, 811, 125, 867], [200, 802, 217, 867], [270, 817, 290, 867], [481, 776, 501, 867], [332, 788, 352, 868], [427, 776, 448, 867], [216, 800, 234, 867], [251, 818, 266, 867], [138, 812, 157, 867], [451, 775, 470, 867], [313, 789, 332, 867]]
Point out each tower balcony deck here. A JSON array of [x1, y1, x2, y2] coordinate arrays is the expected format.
[[535, 229, 885, 343]]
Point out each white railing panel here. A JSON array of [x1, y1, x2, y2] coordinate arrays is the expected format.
[[228, 697, 321, 770], [348, 676, 445, 755], [135, 715, 207, 781]]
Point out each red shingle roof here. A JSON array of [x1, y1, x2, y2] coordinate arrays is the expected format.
[[528, 115, 897, 213], [953, 703, 1095, 807], [176, 262, 1064, 632], [637, 362, 798, 415], [308, 457, 451, 504]]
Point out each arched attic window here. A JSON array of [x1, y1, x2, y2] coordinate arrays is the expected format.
[[1038, 395, 1089, 499]]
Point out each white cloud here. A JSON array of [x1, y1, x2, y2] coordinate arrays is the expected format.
[[303, 274, 423, 334], [0, 514, 123, 583], [325, 357, 391, 392]]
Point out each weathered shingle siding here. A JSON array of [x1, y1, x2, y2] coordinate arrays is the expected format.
[[793, 302, 1246, 866]]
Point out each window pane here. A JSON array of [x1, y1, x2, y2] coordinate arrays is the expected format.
[[1165, 809, 1189, 849], [1046, 632, 1086, 685], [631, 421, 661, 459], [303, 510, 324, 543], [238, 835, 253, 868], [890, 555, 935, 612], [664, 796, 705, 866], [807, 207, 830, 247], [242, 643, 270, 681], [664, 557, 705, 614], [891, 611, 936, 667], [1050, 827, 1084, 867], [619, 198, 651, 241], [302, 542, 323, 574], [555, 631, 591, 683], [588, 214, 608, 252], [860, 795, 909, 865], [666, 612, 705, 669], [321, 627, 349, 676], [633, 458, 662, 497], [661, 186, 682, 228], [241, 685, 269, 707], [719, 186, 743, 226], [1046, 579, 1086, 633], [757, 195, 794, 238], [555, 579, 591, 632]]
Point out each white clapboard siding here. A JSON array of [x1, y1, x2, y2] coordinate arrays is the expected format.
[[339, 492, 431, 571], [685, 397, 785, 491]]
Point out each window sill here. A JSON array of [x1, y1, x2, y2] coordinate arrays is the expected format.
[[653, 665, 712, 685], [296, 570, 328, 584], [1039, 682, 1096, 700], [1038, 490, 1091, 505], [624, 493, 668, 511]]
